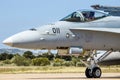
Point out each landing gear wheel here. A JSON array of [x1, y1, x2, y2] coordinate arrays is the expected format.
[[85, 68, 93, 78], [92, 67, 102, 78]]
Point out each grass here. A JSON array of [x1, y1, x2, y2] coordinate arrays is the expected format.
[[0, 66, 85, 73], [0, 66, 119, 74]]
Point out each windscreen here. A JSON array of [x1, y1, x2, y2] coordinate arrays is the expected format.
[[60, 12, 82, 22]]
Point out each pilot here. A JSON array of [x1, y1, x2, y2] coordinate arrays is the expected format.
[[82, 12, 89, 21], [89, 12, 95, 20], [82, 11, 95, 21]]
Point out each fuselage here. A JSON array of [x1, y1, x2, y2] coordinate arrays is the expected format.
[[3, 10, 120, 50]]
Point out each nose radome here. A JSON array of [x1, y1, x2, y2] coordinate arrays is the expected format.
[[3, 37, 13, 46], [2, 30, 41, 48]]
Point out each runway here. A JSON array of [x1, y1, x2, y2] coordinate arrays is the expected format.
[[0, 73, 120, 80]]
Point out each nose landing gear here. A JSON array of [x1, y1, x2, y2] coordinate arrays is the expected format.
[[82, 50, 112, 78]]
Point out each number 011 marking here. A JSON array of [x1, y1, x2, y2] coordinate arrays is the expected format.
[[52, 28, 60, 34]]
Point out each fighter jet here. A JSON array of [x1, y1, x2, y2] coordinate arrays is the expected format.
[[3, 9, 120, 78]]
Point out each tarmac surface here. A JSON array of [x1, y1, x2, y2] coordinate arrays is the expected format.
[[0, 73, 120, 80]]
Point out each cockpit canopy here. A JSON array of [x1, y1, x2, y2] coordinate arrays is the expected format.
[[60, 10, 109, 22]]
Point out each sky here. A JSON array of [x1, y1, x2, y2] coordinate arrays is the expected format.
[[0, 0, 120, 49]]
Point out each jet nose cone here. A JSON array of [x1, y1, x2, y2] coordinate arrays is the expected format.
[[3, 37, 13, 46]]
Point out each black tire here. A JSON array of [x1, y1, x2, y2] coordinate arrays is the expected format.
[[92, 67, 102, 78], [85, 68, 93, 78]]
